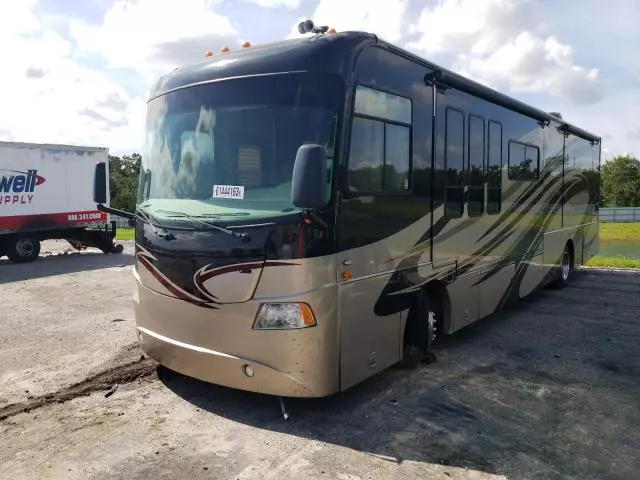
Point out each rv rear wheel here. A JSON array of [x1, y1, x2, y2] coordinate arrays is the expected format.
[[550, 244, 573, 289], [5, 235, 41, 263]]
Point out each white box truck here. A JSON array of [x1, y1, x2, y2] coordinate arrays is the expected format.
[[0, 141, 124, 263]]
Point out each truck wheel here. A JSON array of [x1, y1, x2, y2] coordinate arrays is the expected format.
[[66, 239, 88, 251], [6, 235, 41, 263], [99, 242, 124, 254]]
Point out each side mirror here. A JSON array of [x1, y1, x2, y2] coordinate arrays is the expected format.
[[291, 144, 327, 209], [93, 162, 107, 204]]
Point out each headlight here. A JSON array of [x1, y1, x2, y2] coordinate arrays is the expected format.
[[252, 303, 316, 330]]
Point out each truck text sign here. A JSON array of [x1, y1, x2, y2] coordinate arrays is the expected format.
[[0, 169, 46, 205]]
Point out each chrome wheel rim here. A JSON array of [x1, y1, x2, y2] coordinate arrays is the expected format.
[[16, 238, 34, 257], [428, 310, 438, 343], [561, 251, 570, 281]]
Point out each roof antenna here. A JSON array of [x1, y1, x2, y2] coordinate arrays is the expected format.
[[297, 19, 329, 35]]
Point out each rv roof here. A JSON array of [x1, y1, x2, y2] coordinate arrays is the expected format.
[[149, 30, 599, 144]]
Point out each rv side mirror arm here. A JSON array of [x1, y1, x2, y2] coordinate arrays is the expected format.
[[97, 203, 136, 220]]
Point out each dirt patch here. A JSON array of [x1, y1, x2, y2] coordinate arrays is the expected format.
[[0, 352, 156, 420], [0, 242, 137, 405]]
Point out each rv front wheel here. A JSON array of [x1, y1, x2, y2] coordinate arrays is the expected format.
[[5, 235, 41, 263], [400, 292, 434, 369]]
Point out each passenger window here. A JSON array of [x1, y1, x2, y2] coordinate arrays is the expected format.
[[508, 140, 539, 181], [354, 85, 412, 124], [468, 115, 485, 216], [445, 108, 464, 218], [347, 86, 412, 194], [487, 121, 502, 214], [526, 146, 539, 177], [347, 117, 384, 191], [384, 123, 410, 191]]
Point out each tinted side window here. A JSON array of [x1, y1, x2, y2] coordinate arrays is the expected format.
[[468, 115, 485, 216], [347, 117, 384, 191], [347, 86, 412, 194], [487, 121, 502, 214], [508, 140, 539, 180], [445, 108, 464, 218], [384, 123, 410, 191], [354, 85, 412, 123], [525, 146, 539, 178]]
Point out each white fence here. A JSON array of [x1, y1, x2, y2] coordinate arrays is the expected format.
[[599, 208, 640, 222], [112, 216, 132, 229]]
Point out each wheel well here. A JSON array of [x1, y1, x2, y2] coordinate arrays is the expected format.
[[402, 280, 452, 345]]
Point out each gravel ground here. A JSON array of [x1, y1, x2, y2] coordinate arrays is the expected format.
[[0, 239, 137, 405], [0, 249, 638, 480]]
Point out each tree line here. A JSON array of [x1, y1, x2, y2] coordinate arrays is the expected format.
[[108, 154, 141, 214], [600, 155, 640, 208], [106, 153, 640, 212]]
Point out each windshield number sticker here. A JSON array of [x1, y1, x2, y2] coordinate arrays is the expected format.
[[213, 185, 245, 200]]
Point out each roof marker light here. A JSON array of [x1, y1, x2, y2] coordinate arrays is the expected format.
[[220, 46, 230, 53], [204, 51, 214, 57], [241, 41, 251, 48]]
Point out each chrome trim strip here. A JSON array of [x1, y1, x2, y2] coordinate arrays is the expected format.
[[341, 261, 434, 284], [132, 264, 140, 282], [149, 71, 309, 101], [544, 223, 597, 235], [137, 326, 299, 381], [139, 326, 238, 359]]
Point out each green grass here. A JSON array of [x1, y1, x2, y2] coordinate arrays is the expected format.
[[599, 222, 640, 242], [115, 228, 135, 241], [586, 256, 640, 269], [588, 222, 640, 269]]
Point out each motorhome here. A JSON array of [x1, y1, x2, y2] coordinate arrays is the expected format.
[[93, 22, 601, 398]]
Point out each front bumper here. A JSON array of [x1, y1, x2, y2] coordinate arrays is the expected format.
[[138, 326, 317, 397], [133, 277, 339, 398]]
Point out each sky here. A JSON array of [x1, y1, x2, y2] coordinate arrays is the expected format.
[[1, 0, 638, 160]]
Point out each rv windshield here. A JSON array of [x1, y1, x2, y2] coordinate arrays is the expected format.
[[138, 72, 342, 221]]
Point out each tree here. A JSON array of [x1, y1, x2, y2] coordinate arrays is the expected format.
[[601, 155, 640, 207], [108, 153, 141, 213]]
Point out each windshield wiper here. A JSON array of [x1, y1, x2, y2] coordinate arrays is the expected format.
[[156, 209, 251, 242], [195, 212, 250, 217], [136, 206, 177, 241]]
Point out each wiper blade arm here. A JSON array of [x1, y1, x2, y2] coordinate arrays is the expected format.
[[196, 212, 250, 217], [156, 209, 251, 242], [135, 206, 151, 223], [136, 206, 176, 240]]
